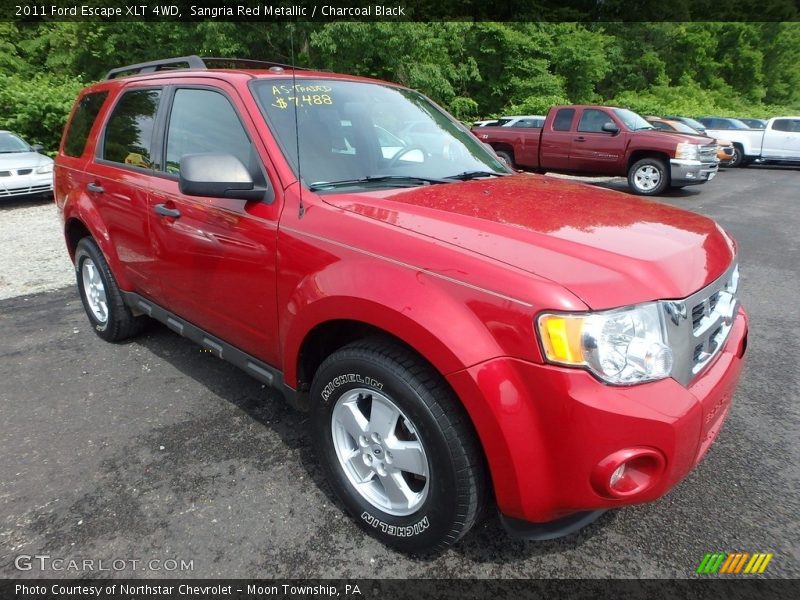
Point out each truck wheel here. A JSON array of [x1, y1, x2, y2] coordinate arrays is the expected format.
[[628, 158, 669, 196], [75, 237, 145, 342], [310, 339, 486, 553], [727, 145, 744, 168], [495, 150, 515, 169]]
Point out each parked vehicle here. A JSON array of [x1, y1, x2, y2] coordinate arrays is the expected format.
[[473, 105, 719, 195], [699, 117, 753, 131], [663, 115, 710, 135], [496, 115, 546, 128], [0, 131, 54, 200], [473, 119, 500, 127], [646, 117, 735, 163], [56, 57, 748, 553], [700, 117, 800, 166], [737, 118, 767, 130]]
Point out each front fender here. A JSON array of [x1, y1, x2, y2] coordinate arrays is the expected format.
[[279, 256, 537, 387]]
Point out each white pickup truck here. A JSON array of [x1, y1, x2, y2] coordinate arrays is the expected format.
[[701, 117, 800, 167]]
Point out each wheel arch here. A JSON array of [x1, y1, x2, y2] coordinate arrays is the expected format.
[[627, 150, 671, 171]]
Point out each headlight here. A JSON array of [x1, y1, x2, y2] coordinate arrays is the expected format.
[[35, 163, 53, 174], [537, 303, 673, 385], [675, 142, 699, 161]]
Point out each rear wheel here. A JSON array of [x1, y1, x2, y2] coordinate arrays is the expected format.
[[495, 150, 515, 169], [310, 339, 486, 553], [628, 157, 669, 196], [75, 237, 145, 342]]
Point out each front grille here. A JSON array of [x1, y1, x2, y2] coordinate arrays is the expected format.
[[698, 144, 719, 162], [0, 184, 52, 197], [17, 168, 33, 175], [0, 171, 10, 177], [662, 261, 739, 387]]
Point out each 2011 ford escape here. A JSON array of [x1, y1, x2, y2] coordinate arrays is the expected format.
[[55, 56, 748, 553]]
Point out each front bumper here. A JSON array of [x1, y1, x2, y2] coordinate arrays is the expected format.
[[447, 307, 748, 528], [670, 159, 719, 186], [0, 172, 54, 199]]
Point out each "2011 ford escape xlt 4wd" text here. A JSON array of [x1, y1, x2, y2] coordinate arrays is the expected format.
[[55, 56, 748, 553]]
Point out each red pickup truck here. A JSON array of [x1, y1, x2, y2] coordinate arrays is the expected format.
[[473, 105, 720, 195], [55, 57, 747, 553]]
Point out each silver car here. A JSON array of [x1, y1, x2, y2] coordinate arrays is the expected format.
[[0, 131, 54, 200]]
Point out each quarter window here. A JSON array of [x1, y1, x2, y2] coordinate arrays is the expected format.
[[64, 92, 108, 158], [553, 109, 575, 132], [164, 89, 252, 175], [102, 89, 161, 168], [772, 118, 800, 132]]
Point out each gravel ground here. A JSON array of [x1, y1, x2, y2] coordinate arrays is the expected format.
[[0, 197, 74, 300]]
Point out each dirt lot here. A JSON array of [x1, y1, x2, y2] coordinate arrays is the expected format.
[[1, 166, 798, 579]]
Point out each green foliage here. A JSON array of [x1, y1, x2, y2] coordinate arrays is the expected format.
[[0, 21, 799, 149], [0, 73, 84, 151]]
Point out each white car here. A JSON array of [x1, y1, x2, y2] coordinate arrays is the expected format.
[[0, 131, 54, 200], [496, 115, 546, 128]]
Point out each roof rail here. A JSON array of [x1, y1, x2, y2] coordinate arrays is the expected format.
[[104, 55, 309, 80]]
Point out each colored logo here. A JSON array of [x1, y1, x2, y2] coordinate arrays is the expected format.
[[697, 552, 773, 574]]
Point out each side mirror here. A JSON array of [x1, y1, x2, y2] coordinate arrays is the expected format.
[[31, 144, 44, 153], [179, 153, 265, 201], [601, 122, 620, 134]]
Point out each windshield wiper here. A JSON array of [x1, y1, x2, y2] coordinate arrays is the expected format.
[[446, 170, 509, 181], [308, 175, 449, 191]]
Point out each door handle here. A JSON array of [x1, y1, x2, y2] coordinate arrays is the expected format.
[[86, 182, 104, 193], [154, 203, 181, 218], [574, 136, 586, 142]]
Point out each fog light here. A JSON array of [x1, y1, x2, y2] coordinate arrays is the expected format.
[[610, 464, 626, 487], [591, 447, 666, 499]]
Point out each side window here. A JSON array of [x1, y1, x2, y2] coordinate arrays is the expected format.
[[577, 109, 614, 133], [102, 89, 161, 168], [552, 109, 575, 132], [165, 88, 252, 175], [772, 119, 800, 132], [63, 91, 108, 158]]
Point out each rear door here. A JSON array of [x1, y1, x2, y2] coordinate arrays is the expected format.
[[762, 118, 800, 159], [568, 108, 627, 174], [84, 86, 164, 299], [539, 107, 575, 170], [147, 81, 282, 366]]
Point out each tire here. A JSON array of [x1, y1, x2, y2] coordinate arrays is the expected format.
[[310, 339, 486, 553], [727, 145, 744, 168], [628, 157, 669, 196], [495, 150, 515, 169], [75, 237, 145, 342]]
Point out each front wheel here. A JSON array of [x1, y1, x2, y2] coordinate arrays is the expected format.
[[310, 339, 486, 553], [727, 145, 745, 168], [495, 150, 515, 169], [628, 157, 669, 196]]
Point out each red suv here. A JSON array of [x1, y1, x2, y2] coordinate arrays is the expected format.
[[55, 56, 748, 553]]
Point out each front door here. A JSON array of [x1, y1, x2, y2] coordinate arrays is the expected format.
[[568, 108, 627, 174], [147, 83, 282, 366]]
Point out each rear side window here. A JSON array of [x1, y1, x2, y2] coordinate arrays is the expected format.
[[164, 88, 251, 175], [553, 109, 575, 132], [63, 92, 108, 158], [102, 89, 161, 168]]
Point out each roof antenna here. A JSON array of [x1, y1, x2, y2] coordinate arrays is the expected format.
[[291, 29, 305, 219]]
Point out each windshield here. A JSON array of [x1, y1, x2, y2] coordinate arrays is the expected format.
[[252, 79, 507, 190], [0, 132, 31, 153], [612, 108, 653, 131], [725, 119, 751, 130], [677, 116, 706, 131], [668, 121, 701, 134]]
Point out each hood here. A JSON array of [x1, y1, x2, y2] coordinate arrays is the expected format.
[[636, 129, 716, 146], [0, 152, 52, 170], [321, 175, 734, 309]]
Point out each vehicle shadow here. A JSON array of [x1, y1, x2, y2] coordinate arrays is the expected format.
[[0, 194, 53, 212], [134, 319, 609, 563]]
